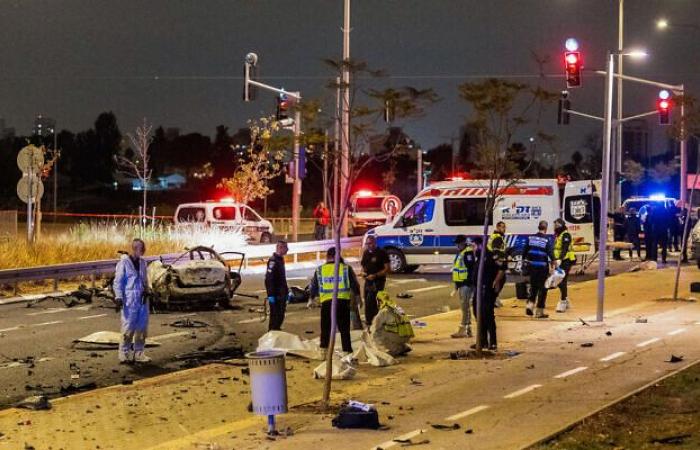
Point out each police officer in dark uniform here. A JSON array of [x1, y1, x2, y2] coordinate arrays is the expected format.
[[523, 220, 554, 318], [471, 236, 505, 350], [265, 241, 289, 330]]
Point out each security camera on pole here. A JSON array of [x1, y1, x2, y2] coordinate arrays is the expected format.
[[243, 52, 303, 242]]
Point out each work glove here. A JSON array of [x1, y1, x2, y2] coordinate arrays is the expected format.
[[267, 296, 276, 305], [555, 259, 562, 268]]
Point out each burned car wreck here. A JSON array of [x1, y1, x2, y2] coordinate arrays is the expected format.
[[147, 246, 244, 309]]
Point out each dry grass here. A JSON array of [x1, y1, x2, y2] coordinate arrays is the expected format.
[[0, 221, 248, 269]]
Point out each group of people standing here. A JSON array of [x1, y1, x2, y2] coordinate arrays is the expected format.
[[450, 219, 576, 350], [609, 202, 693, 263], [265, 234, 390, 356]]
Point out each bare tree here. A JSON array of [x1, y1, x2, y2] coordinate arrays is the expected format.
[[305, 59, 438, 408], [459, 78, 557, 355], [115, 119, 153, 236]]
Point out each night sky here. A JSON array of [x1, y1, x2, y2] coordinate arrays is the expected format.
[[1, 0, 698, 157]]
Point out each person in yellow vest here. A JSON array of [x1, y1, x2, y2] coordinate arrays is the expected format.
[[487, 221, 507, 307], [553, 218, 576, 313], [451, 235, 476, 338], [309, 247, 361, 355]]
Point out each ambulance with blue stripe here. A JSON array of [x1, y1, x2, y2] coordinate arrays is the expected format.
[[366, 179, 600, 274]]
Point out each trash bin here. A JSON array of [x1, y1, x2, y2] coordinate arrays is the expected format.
[[246, 350, 288, 416]]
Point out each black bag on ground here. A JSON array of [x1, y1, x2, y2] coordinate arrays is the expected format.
[[331, 406, 380, 429]]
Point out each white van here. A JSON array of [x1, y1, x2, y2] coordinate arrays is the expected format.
[[349, 190, 401, 236], [367, 179, 600, 273], [174, 200, 274, 244]]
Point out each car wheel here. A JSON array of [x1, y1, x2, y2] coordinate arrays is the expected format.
[[386, 248, 407, 273], [260, 232, 272, 244]]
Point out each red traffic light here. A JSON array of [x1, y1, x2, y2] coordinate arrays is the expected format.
[[564, 51, 582, 88], [657, 90, 672, 125]]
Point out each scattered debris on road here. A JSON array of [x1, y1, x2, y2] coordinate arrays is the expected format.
[[73, 331, 161, 349], [650, 433, 691, 445], [666, 355, 684, 363], [605, 331, 613, 336], [579, 318, 589, 326], [431, 423, 460, 431], [635, 317, 648, 324], [169, 318, 209, 328], [175, 347, 245, 368], [16, 395, 51, 411], [580, 342, 594, 348], [396, 292, 413, 299], [331, 401, 380, 429]]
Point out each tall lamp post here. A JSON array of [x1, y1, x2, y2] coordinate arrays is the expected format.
[[597, 48, 647, 322]]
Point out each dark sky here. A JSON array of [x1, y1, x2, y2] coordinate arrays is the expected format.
[[1, 0, 698, 157]]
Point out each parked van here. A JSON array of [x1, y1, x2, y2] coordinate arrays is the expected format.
[[174, 199, 274, 244], [349, 190, 402, 236], [367, 179, 600, 273]]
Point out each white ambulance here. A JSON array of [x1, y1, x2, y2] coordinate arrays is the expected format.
[[366, 179, 600, 273]]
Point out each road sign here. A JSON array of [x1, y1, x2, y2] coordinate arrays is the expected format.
[[17, 175, 44, 204], [17, 145, 44, 174], [381, 195, 402, 216]]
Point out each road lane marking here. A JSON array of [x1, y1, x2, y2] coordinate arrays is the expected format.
[[0, 326, 21, 333], [27, 306, 91, 316], [238, 318, 260, 324], [151, 331, 190, 341], [31, 320, 63, 327], [287, 277, 309, 281], [600, 351, 626, 362], [374, 429, 426, 450], [554, 366, 588, 379], [504, 384, 542, 399], [77, 314, 108, 320], [390, 278, 428, 285], [445, 404, 490, 421], [668, 328, 686, 336], [405, 285, 450, 294], [637, 337, 661, 347]]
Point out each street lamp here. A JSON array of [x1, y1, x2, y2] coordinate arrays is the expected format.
[[596, 48, 647, 322], [656, 18, 669, 30]]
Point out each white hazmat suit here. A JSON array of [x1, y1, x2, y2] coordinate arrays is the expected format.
[[113, 255, 149, 362]]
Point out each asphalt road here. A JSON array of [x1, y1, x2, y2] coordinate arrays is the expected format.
[[0, 255, 647, 409]]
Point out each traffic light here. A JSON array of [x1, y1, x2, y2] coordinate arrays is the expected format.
[[657, 90, 671, 125], [243, 53, 258, 102], [564, 38, 582, 88], [276, 93, 290, 121], [557, 91, 571, 125]]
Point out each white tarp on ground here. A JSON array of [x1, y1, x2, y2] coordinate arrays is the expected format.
[[257, 330, 397, 370], [74, 331, 161, 347]]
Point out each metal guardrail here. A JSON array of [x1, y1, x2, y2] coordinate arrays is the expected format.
[[0, 237, 363, 289]]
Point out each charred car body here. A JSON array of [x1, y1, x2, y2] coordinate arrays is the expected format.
[[148, 246, 244, 309]]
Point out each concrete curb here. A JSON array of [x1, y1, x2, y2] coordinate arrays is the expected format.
[[520, 357, 700, 449]]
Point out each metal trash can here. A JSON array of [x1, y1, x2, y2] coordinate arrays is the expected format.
[[246, 350, 288, 416]]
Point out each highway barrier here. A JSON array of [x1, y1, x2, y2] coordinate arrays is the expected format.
[[0, 237, 362, 294]]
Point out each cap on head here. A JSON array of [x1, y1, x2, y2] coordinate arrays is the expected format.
[[327, 247, 337, 258], [454, 234, 467, 245]]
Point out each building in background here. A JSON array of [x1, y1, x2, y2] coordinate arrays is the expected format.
[[32, 114, 56, 137], [622, 118, 651, 167], [0, 118, 15, 138]]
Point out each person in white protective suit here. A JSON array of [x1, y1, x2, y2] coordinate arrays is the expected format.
[[369, 291, 414, 356], [113, 238, 150, 363]]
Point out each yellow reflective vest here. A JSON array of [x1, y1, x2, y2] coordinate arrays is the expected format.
[[554, 230, 576, 261], [452, 246, 472, 283], [487, 232, 505, 252], [317, 263, 351, 303]]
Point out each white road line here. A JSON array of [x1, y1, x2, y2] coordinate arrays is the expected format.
[[0, 326, 21, 333], [390, 278, 428, 285], [554, 366, 588, 379], [668, 328, 687, 336], [151, 331, 190, 341], [695, 321, 700, 325], [600, 351, 626, 362], [26, 306, 91, 316], [238, 318, 261, 324], [504, 384, 542, 399], [287, 277, 309, 281], [405, 285, 450, 294], [31, 320, 63, 327], [374, 429, 426, 450], [445, 404, 490, 421], [77, 314, 108, 320], [637, 337, 661, 347]]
